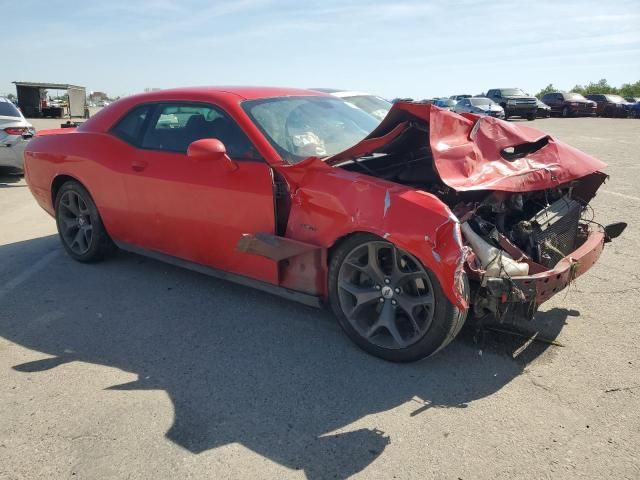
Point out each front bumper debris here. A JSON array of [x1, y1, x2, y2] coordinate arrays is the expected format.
[[472, 226, 606, 320]]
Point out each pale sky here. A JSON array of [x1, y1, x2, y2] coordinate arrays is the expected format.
[[3, 0, 639, 99]]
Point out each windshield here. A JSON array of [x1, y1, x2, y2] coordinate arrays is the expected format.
[[605, 95, 626, 103], [470, 98, 493, 106], [500, 88, 526, 96], [342, 95, 391, 121], [567, 93, 587, 101], [436, 99, 456, 107], [242, 96, 379, 164], [0, 98, 21, 117]]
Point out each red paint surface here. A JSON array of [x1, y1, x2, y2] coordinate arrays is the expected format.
[[327, 102, 607, 192], [24, 88, 609, 311]]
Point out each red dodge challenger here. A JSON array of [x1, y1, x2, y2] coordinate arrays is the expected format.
[[24, 87, 625, 362]]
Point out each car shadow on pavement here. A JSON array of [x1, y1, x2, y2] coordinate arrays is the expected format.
[[0, 236, 574, 480]]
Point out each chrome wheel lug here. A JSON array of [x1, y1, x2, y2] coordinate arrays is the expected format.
[[394, 288, 401, 294], [375, 285, 381, 290], [379, 297, 385, 303], [384, 278, 390, 284], [391, 299, 397, 306]]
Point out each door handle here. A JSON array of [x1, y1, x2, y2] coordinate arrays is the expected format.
[[131, 160, 148, 172]]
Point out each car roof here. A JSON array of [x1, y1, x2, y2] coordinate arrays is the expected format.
[[309, 88, 378, 98], [309, 88, 341, 93], [78, 86, 333, 133], [134, 86, 330, 101]]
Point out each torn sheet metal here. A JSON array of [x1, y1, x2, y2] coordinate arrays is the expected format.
[[236, 232, 318, 261], [276, 158, 470, 309], [325, 102, 607, 192], [236, 232, 326, 295]]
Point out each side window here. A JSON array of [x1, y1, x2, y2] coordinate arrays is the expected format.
[[111, 105, 151, 146], [541, 94, 550, 103], [140, 103, 262, 160], [487, 90, 495, 98]]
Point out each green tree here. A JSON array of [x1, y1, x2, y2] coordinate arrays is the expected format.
[[535, 83, 557, 98], [570, 84, 585, 94], [619, 80, 640, 99], [583, 79, 617, 95]]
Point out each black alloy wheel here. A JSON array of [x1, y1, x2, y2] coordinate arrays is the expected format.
[[328, 234, 468, 362], [55, 181, 116, 262]]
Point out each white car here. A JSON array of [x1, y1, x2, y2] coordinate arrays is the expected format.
[[312, 89, 392, 121], [453, 97, 505, 119], [0, 97, 35, 173]]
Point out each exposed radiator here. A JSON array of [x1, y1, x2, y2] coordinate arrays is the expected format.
[[531, 197, 582, 268]]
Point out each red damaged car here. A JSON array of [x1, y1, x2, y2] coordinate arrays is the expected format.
[[24, 87, 625, 362]]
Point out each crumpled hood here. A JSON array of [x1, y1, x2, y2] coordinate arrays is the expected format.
[[325, 102, 607, 192]]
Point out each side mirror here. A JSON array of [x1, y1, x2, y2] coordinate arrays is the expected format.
[[187, 138, 238, 172]]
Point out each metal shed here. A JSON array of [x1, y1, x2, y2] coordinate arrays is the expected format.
[[12, 81, 88, 118]]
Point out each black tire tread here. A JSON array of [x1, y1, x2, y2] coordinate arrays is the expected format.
[[328, 233, 468, 362], [54, 180, 117, 263]]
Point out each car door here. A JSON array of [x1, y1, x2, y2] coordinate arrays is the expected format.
[[589, 95, 605, 115], [117, 102, 278, 284], [541, 94, 554, 113], [555, 93, 565, 113], [547, 93, 559, 114]]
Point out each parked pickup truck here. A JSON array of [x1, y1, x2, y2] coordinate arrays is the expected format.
[[486, 88, 537, 120]]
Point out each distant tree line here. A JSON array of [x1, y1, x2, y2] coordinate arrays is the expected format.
[[535, 79, 640, 99]]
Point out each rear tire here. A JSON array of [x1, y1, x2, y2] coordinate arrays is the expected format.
[[328, 233, 468, 362], [54, 181, 117, 263]]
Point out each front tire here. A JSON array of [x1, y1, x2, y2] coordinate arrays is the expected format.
[[562, 106, 570, 118], [54, 181, 116, 262], [328, 233, 468, 362]]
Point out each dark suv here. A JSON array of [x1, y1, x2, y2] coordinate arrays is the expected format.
[[540, 92, 597, 117], [486, 88, 537, 120], [585, 94, 630, 117]]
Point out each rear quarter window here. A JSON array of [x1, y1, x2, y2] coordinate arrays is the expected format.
[[0, 98, 21, 117], [111, 105, 152, 146]]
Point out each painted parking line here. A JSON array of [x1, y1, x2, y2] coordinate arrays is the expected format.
[[599, 189, 640, 203]]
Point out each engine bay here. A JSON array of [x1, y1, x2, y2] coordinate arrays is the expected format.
[[336, 121, 608, 279]]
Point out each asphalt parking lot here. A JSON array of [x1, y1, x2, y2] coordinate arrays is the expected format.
[[1, 117, 638, 479]]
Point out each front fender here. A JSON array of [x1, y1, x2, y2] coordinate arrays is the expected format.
[[281, 161, 468, 309]]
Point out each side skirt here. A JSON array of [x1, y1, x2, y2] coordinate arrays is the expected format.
[[114, 241, 324, 309]]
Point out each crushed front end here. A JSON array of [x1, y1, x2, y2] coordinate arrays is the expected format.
[[454, 172, 626, 322], [325, 102, 626, 323]]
